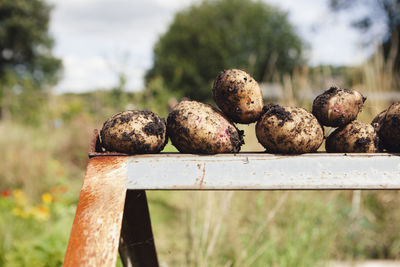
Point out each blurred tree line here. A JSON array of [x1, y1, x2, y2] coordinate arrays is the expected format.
[[0, 0, 61, 124], [146, 0, 305, 102]]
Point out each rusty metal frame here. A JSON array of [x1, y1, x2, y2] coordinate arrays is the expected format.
[[63, 130, 400, 267]]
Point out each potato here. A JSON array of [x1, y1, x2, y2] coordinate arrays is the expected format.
[[167, 100, 244, 154], [371, 108, 387, 131], [100, 110, 167, 154], [377, 102, 400, 152], [256, 104, 324, 154], [212, 69, 263, 124], [312, 86, 366, 127], [325, 121, 379, 153]]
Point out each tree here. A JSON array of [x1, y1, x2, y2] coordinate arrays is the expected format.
[[146, 0, 304, 101], [329, 0, 400, 71], [0, 0, 62, 121]]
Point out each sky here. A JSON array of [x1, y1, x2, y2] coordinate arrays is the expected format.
[[46, 0, 380, 94]]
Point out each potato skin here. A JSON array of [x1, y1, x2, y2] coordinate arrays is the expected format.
[[312, 86, 366, 127], [100, 110, 167, 154], [167, 100, 244, 154], [256, 104, 324, 154], [377, 102, 400, 152], [212, 69, 263, 124], [325, 121, 379, 153], [372, 108, 388, 132]]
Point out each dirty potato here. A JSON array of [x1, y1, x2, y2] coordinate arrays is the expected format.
[[377, 102, 400, 152], [371, 108, 388, 132], [212, 69, 263, 124], [325, 121, 379, 153], [167, 100, 244, 154], [312, 86, 366, 127], [100, 110, 167, 154], [256, 104, 324, 154]]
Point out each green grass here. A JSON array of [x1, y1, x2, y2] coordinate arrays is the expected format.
[[0, 187, 77, 267]]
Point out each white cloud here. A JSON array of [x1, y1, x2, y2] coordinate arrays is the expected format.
[[55, 55, 113, 93], [54, 54, 146, 94], [48, 0, 378, 93], [49, 0, 195, 93]]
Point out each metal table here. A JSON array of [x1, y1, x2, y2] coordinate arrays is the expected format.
[[63, 131, 400, 267]]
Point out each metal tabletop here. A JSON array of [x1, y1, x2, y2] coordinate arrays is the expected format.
[[124, 153, 400, 190]]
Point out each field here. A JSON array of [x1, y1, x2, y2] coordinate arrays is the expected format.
[[1, 50, 400, 266]]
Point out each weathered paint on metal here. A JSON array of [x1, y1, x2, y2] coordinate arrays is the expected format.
[[63, 156, 128, 267], [125, 153, 400, 190]]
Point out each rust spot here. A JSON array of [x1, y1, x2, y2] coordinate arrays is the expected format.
[[64, 157, 127, 267], [197, 163, 201, 170], [199, 164, 206, 188], [86, 156, 126, 179]]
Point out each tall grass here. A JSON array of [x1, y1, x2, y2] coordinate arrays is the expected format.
[[0, 116, 95, 200]]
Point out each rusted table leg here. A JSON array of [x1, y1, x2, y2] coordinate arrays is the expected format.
[[63, 157, 128, 267], [119, 190, 159, 267]]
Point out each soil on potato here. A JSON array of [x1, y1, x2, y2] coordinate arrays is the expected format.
[[257, 105, 323, 154], [214, 69, 253, 93], [262, 104, 293, 126], [101, 110, 166, 154], [380, 104, 400, 151], [166, 109, 194, 152], [326, 122, 379, 153], [353, 137, 371, 151], [227, 127, 244, 152], [109, 111, 135, 127], [213, 69, 260, 123], [317, 87, 353, 104], [167, 102, 244, 154], [317, 87, 363, 105], [312, 86, 365, 127], [142, 117, 166, 137]]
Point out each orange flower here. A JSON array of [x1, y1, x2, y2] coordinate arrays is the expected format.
[[33, 205, 50, 221], [1, 189, 11, 198]]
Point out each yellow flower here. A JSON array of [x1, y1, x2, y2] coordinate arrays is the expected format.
[[42, 193, 52, 204], [12, 207, 22, 216], [13, 189, 23, 198], [13, 189, 27, 206], [12, 207, 29, 219], [33, 205, 50, 221]]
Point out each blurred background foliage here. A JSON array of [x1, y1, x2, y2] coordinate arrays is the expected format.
[[1, 0, 400, 266], [0, 0, 62, 125], [146, 0, 304, 102], [329, 0, 400, 90]]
